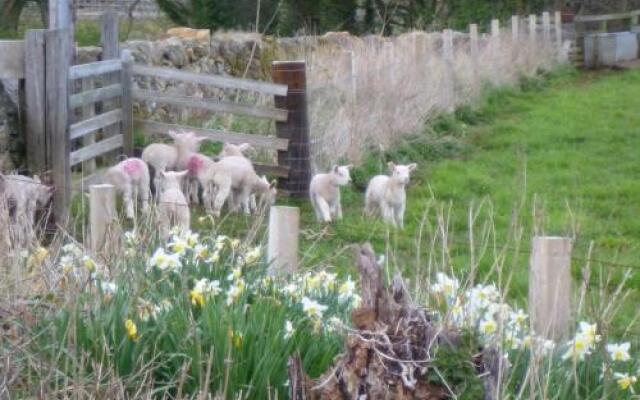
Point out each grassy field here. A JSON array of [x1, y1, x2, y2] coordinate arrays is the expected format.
[[248, 66, 640, 337]]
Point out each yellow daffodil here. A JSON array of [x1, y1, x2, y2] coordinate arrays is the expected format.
[[189, 290, 205, 307], [82, 256, 96, 272], [124, 319, 138, 341], [614, 372, 637, 391]]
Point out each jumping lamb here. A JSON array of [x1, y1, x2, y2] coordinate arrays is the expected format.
[[364, 162, 417, 228], [157, 170, 190, 239], [309, 164, 352, 223], [103, 158, 150, 219]]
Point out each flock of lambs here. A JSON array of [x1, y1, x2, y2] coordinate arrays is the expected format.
[[0, 130, 418, 243]]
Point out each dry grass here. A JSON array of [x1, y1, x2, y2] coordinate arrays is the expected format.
[[299, 29, 564, 171]]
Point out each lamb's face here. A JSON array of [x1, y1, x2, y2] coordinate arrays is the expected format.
[[172, 131, 205, 153], [331, 164, 353, 186], [220, 142, 250, 158], [389, 162, 417, 185]]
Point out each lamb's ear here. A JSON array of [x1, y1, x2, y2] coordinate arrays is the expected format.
[[408, 163, 417, 171], [159, 170, 168, 178], [195, 135, 207, 142], [238, 143, 251, 152], [345, 164, 354, 170], [332, 165, 339, 173], [387, 161, 396, 172]]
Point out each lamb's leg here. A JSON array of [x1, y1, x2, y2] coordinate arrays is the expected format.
[[139, 182, 150, 214], [123, 183, 135, 219], [315, 196, 332, 223], [212, 178, 231, 218], [395, 202, 405, 229], [310, 193, 324, 221], [239, 187, 252, 215], [334, 192, 343, 220], [364, 193, 375, 216], [381, 203, 396, 227], [249, 194, 257, 214], [177, 203, 191, 232]]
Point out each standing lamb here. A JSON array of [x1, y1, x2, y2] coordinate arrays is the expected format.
[[157, 170, 190, 239], [103, 158, 150, 219], [218, 142, 252, 158], [309, 165, 353, 223], [364, 162, 417, 228], [141, 131, 206, 194]]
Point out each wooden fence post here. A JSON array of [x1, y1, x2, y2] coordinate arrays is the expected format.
[[491, 19, 500, 37], [271, 61, 312, 198], [469, 24, 479, 59], [542, 11, 551, 43], [100, 10, 120, 159], [529, 236, 572, 341], [24, 30, 47, 175], [511, 15, 519, 41], [121, 49, 134, 156], [529, 15, 537, 42], [442, 29, 455, 113], [267, 206, 299, 275], [45, 28, 71, 223], [554, 11, 563, 54], [90, 184, 117, 256]]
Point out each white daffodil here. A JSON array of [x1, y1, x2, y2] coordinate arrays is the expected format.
[[479, 316, 498, 336], [184, 231, 199, 247], [338, 276, 356, 303], [193, 244, 209, 261], [509, 309, 528, 329], [613, 372, 637, 392], [243, 246, 262, 266], [562, 333, 593, 361], [124, 230, 138, 246], [227, 267, 242, 282], [578, 321, 601, 345], [282, 283, 300, 299], [225, 279, 246, 306], [431, 273, 460, 300], [100, 281, 117, 295], [194, 278, 222, 296], [301, 297, 328, 320], [607, 342, 631, 362], [284, 320, 295, 340], [148, 248, 181, 271], [168, 237, 189, 256]]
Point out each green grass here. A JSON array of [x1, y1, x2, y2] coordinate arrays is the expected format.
[[269, 67, 640, 337]]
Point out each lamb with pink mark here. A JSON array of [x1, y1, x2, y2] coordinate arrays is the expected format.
[[141, 131, 206, 194], [103, 158, 150, 219]]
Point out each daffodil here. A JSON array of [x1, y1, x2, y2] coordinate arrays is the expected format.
[[28, 246, 49, 269], [124, 319, 138, 340], [228, 330, 243, 349], [193, 244, 209, 261], [562, 333, 592, 361], [613, 372, 637, 392], [301, 297, 328, 320], [338, 276, 356, 302], [82, 255, 96, 271], [168, 238, 189, 255], [479, 317, 497, 336], [148, 248, 181, 271], [190, 290, 205, 307], [194, 278, 221, 296], [284, 320, 295, 340], [607, 342, 631, 362], [100, 281, 117, 295], [226, 280, 246, 306], [578, 321, 601, 345], [227, 267, 242, 282]]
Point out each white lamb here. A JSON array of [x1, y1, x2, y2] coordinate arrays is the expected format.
[[157, 170, 190, 239], [141, 131, 206, 194], [364, 162, 417, 228], [103, 158, 150, 219], [218, 142, 252, 158], [198, 156, 275, 217], [309, 165, 352, 223]]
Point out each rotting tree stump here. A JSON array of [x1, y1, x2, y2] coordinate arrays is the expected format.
[[289, 243, 503, 400]]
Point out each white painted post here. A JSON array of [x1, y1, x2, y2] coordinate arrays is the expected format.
[[442, 29, 455, 112], [542, 11, 551, 43], [267, 206, 300, 275], [90, 184, 117, 256], [529, 236, 572, 341], [511, 15, 519, 41], [491, 19, 500, 37], [469, 24, 479, 58], [554, 11, 563, 53], [529, 15, 537, 42]]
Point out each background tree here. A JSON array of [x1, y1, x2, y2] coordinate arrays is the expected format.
[[0, 0, 47, 36]]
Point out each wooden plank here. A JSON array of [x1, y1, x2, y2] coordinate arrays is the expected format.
[[100, 10, 121, 163], [121, 50, 134, 156], [132, 64, 288, 96], [70, 109, 122, 140], [0, 41, 24, 79], [45, 28, 71, 222], [574, 9, 640, 23], [81, 78, 96, 174], [69, 83, 122, 109], [135, 119, 289, 151], [68, 59, 122, 80], [71, 134, 123, 166], [24, 31, 46, 174], [133, 89, 288, 121], [255, 163, 290, 178]]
